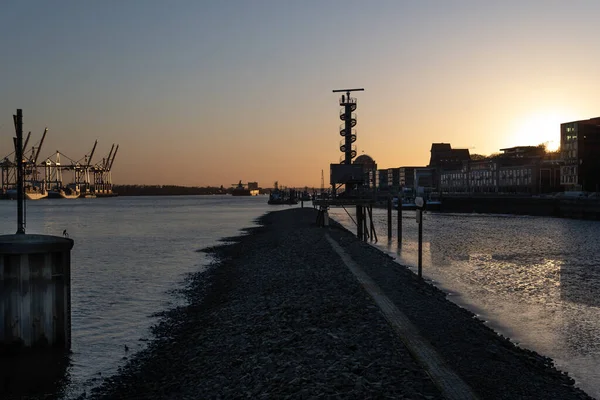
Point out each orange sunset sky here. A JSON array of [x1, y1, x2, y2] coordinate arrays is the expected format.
[[2, 1, 600, 188]]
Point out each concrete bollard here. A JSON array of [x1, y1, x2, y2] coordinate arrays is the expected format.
[[0, 234, 74, 351]]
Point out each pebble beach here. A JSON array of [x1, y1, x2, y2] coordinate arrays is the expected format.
[[82, 207, 593, 399]]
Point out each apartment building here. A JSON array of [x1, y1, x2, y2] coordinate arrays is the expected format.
[[560, 117, 600, 191]]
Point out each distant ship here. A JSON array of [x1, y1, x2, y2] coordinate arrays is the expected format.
[[267, 181, 298, 205], [47, 185, 81, 199], [231, 181, 259, 196], [268, 191, 298, 205], [6, 185, 48, 200]]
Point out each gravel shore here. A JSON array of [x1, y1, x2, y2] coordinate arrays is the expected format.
[[84, 208, 593, 399]]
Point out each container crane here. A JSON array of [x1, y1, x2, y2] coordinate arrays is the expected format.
[[108, 145, 118, 171], [27, 128, 48, 185], [93, 144, 119, 195], [77, 140, 98, 194]]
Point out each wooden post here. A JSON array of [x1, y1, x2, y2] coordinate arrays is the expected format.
[[14, 109, 25, 234], [387, 196, 392, 240], [356, 205, 363, 239], [417, 208, 423, 279], [363, 206, 369, 241], [397, 201, 402, 245], [368, 205, 378, 242]]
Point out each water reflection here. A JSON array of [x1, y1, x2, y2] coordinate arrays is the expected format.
[[560, 259, 600, 307], [328, 208, 600, 398], [0, 196, 276, 399]]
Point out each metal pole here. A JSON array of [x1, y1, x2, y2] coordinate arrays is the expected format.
[[387, 196, 392, 240], [15, 109, 25, 234], [418, 209, 423, 279]]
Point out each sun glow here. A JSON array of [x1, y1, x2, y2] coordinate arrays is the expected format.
[[510, 111, 572, 152]]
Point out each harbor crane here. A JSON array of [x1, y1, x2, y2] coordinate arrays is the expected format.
[[108, 144, 118, 171], [2, 127, 47, 193], [32, 128, 48, 165], [1, 108, 121, 199], [26, 128, 48, 184], [74, 140, 98, 193], [92, 144, 119, 195]]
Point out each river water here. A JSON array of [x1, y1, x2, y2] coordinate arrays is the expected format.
[[328, 207, 600, 399], [2, 198, 599, 398], [0, 195, 278, 399]]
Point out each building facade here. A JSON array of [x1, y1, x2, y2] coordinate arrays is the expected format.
[[377, 169, 389, 190], [439, 145, 557, 194], [387, 168, 400, 193], [428, 143, 471, 191], [399, 167, 418, 190], [414, 168, 436, 195], [560, 117, 600, 191]]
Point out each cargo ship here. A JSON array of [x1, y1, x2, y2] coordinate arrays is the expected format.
[[231, 181, 259, 196]]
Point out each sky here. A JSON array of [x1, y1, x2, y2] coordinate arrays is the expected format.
[[2, 0, 600, 187]]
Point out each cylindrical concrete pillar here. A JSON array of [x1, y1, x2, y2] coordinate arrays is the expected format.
[[0, 234, 74, 351]]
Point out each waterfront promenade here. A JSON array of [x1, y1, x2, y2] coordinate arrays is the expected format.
[[85, 208, 592, 399]]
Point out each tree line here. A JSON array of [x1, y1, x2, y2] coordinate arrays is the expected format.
[[112, 185, 250, 196]]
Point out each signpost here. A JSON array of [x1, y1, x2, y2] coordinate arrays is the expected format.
[[415, 196, 425, 279]]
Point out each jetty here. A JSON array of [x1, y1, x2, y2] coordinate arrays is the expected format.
[[82, 208, 592, 400]]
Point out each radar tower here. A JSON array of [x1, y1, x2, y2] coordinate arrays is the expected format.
[[332, 88, 364, 165]]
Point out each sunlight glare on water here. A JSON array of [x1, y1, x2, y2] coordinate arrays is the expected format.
[[329, 208, 600, 399]]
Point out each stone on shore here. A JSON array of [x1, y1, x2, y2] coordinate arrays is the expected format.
[[84, 208, 593, 400]]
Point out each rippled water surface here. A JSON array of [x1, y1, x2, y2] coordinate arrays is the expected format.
[[0, 195, 278, 398], [329, 208, 600, 399]]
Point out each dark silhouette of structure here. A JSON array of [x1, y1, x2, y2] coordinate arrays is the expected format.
[[561, 117, 600, 192], [333, 88, 363, 166]]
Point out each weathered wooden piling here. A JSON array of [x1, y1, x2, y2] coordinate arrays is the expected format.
[[356, 205, 363, 239], [397, 201, 403, 245], [387, 197, 392, 240], [0, 235, 74, 350]]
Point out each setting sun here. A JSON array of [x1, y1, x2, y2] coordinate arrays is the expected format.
[[510, 111, 575, 152]]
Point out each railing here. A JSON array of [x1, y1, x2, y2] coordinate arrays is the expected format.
[[339, 110, 357, 121], [339, 125, 357, 138], [339, 144, 357, 159], [339, 138, 356, 152], [339, 96, 357, 106]]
